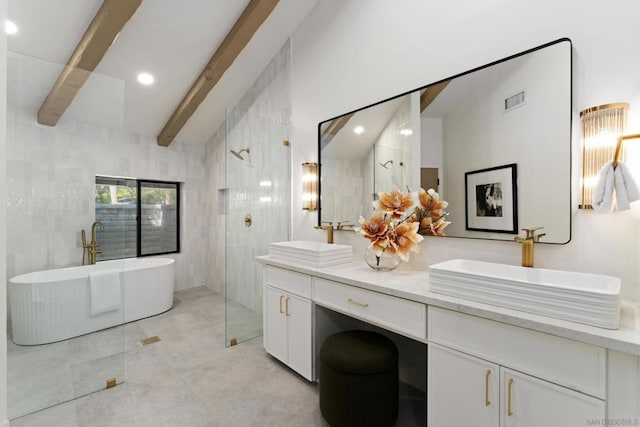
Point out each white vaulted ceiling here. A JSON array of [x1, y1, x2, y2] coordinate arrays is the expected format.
[[7, 0, 318, 144]]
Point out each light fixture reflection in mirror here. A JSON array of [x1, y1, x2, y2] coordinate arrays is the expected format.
[[302, 162, 318, 211]]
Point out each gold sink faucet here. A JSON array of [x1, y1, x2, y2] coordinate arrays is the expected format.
[[314, 221, 354, 244], [336, 221, 353, 231], [82, 221, 104, 265], [315, 221, 335, 244], [514, 227, 545, 268]]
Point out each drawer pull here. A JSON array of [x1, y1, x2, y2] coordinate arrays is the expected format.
[[279, 295, 284, 314], [485, 370, 491, 406], [507, 378, 514, 416], [285, 297, 291, 317], [348, 298, 369, 308]]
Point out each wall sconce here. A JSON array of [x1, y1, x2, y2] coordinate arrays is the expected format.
[[302, 162, 318, 211], [579, 103, 629, 209]]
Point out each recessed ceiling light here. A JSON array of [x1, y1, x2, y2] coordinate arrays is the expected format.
[[354, 126, 364, 134], [137, 72, 154, 85], [400, 128, 413, 136], [5, 20, 18, 35]]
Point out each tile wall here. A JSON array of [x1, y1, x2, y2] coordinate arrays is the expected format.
[[206, 40, 292, 311]]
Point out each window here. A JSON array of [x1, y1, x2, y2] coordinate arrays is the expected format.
[[95, 176, 180, 259], [138, 180, 180, 256]]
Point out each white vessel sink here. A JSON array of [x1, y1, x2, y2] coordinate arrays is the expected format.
[[429, 259, 621, 329], [269, 241, 352, 268]]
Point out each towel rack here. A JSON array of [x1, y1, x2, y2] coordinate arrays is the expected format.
[[613, 133, 640, 168]]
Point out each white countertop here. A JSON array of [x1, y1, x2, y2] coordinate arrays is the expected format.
[[256, 255, 640, 356]]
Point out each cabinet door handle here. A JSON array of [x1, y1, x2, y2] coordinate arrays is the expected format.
[[285, 297, 291, 317], [279, 295, 284, 314], [485, 370, 491, 406], [348, 298, 369, 308], [507, 378, 514, 416]]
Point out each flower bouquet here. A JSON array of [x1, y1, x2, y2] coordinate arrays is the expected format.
[[355, 188, 450, 270]]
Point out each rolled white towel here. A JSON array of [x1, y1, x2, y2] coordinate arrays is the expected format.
[[592, 161, 615, 213], [614, 161, 640, 210]]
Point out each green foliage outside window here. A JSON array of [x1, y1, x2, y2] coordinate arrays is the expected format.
[[141, 188, 177, 205], [95, 185, 111, 203]]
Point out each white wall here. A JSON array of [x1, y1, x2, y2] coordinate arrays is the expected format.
[[0, 0, 7, 422], [291, 0, 640, 301]]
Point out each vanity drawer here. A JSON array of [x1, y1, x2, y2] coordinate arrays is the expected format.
[[428, 306, 606, 399], [313, 277, 426, 341], [265, 266, 312, 299]]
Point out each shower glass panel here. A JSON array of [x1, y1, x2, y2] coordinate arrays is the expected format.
[[224, 109, 290, 347], [6, 52, 126, 419]]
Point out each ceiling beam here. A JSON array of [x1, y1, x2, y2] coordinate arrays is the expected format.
[[420, 80, 450, 112], [157, 0, 280, 147], [319, 112, 355, 150], [37, 0, 142, 126]]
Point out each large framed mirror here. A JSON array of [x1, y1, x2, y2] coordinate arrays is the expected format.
[[318, 38, 571, 244]]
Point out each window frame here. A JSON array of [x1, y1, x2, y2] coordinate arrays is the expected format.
[[95, 176, 181, 259], [136, 179, 181, 257]]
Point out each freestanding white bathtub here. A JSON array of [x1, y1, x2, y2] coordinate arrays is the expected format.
[[9, 257, 175, 345]]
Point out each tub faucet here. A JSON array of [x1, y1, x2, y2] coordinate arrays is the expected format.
[[82, 221, 104, 265], [514, 227, 545, 268]]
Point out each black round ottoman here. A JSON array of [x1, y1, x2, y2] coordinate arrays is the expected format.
[[319, 330, 399, 427]]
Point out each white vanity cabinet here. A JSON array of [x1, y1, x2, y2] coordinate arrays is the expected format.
[[427, 307, 606, 427], [263, 266, 313, 381], [500, 367, 604, 427], [428, 343, 605, 427], [428, 343, 499, 426]]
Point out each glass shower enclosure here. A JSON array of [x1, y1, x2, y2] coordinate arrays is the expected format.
[[224, 108, 290, 347], [6, 52, 126, 419]]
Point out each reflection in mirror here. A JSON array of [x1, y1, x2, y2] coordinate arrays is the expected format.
[[318, 38, 571, 243], [319, 92, 420, 226]]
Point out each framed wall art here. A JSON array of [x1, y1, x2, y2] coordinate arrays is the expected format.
[[465, 163, 518, 233]]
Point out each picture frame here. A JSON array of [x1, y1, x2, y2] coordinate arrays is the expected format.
[[465, 163, 518, 233]]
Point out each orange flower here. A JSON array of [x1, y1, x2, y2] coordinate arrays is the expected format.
[[356, 187, 450, 265], [355, 213, 391, 255], [430, 218, 450, 236], [375, 190, 414, 220], [417, 188, 448, 220], [417, 216, 450, 236], [389, 222, 423, 262]]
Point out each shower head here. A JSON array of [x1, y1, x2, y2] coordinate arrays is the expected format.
[[379, 160, 393, 169], [230, 148, 250, 160]]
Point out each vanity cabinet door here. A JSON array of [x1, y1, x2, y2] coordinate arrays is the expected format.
[[265, 285, 288, 364], [264, 285, 313, 381], [428, 343, 499, 427], [286, 293, 312, 381], [500, 368, 605, 427]]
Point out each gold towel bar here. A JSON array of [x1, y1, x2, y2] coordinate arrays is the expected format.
[[613, 133, 640, 168]]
